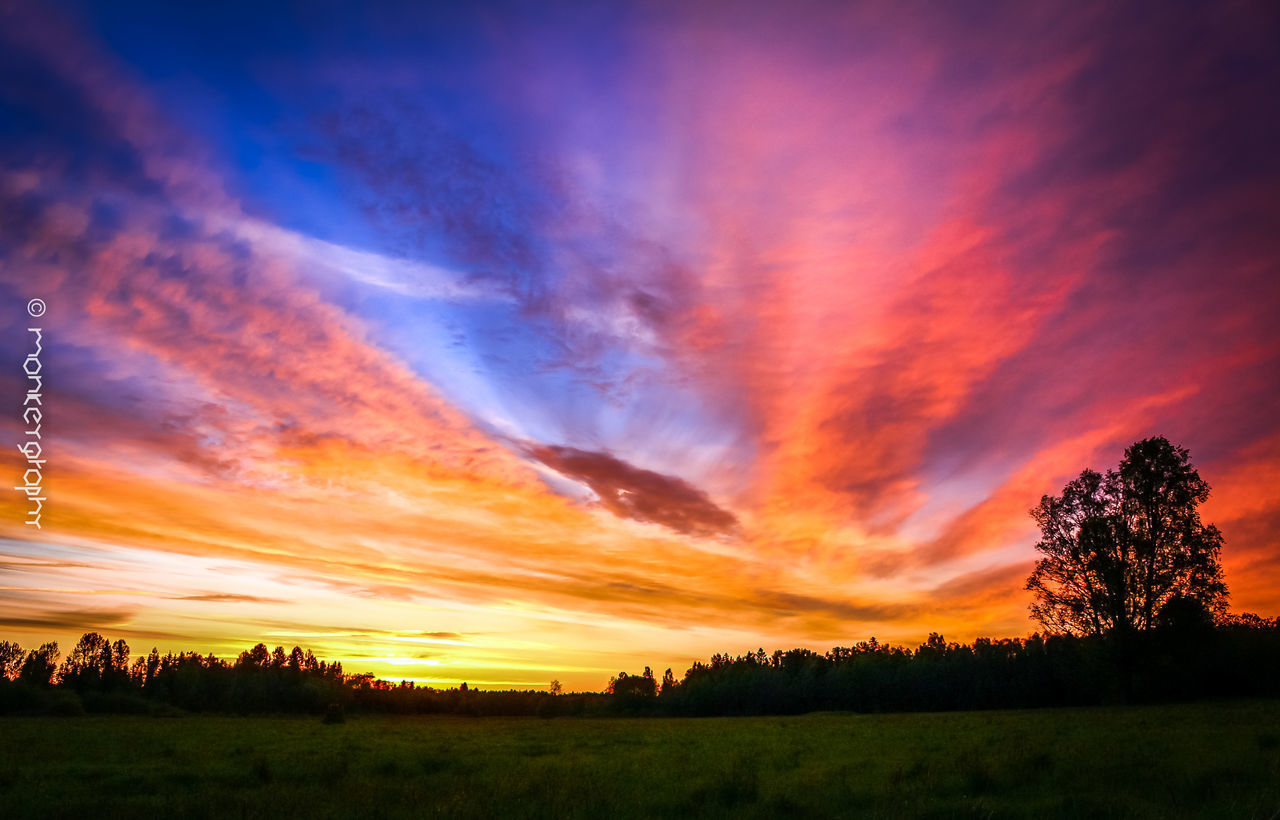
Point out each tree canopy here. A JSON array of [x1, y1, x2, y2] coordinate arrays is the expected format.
[[1026, 436, 1227, 637]]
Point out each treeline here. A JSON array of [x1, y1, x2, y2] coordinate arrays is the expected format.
[[0, 634, 595, 718], [2, 612, 1278, 718], [647, 612, 1280, 717]]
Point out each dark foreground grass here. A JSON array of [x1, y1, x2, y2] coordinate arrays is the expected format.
[[2, 700, 1278, 818]]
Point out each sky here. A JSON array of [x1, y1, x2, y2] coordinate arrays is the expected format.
[[1, 0, 1278, 691]]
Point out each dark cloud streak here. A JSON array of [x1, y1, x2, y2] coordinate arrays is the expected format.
[[529, 444, 738, 537], [0, 608, 136, 631]]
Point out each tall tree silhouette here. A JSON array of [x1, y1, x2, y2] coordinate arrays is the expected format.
[[1026, 436, 1227, 637], [18, 642, 59, 687], [0, 640, 23, 680]]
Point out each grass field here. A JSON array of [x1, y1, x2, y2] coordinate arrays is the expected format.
[[2, 700, 1278, 818]]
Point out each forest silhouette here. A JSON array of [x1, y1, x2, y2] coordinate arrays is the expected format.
[[3, 437, 1277, 719], [2, 615, 1278, 719]]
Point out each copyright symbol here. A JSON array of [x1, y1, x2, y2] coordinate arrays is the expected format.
[[27, 299, 46, 318]]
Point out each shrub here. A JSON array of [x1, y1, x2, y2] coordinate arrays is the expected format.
[[322, 702, 345, 724], [46, 692, 85, 717]]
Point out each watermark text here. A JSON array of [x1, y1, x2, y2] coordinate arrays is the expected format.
[[15, 299, 46, 528]]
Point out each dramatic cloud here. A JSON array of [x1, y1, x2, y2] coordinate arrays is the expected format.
[[0, 0, 1277, 689]]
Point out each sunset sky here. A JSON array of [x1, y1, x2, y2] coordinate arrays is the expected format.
[[1, 0, 1278, 691]]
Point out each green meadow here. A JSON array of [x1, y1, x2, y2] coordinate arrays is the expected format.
[[2, 700, 1278, 819]]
